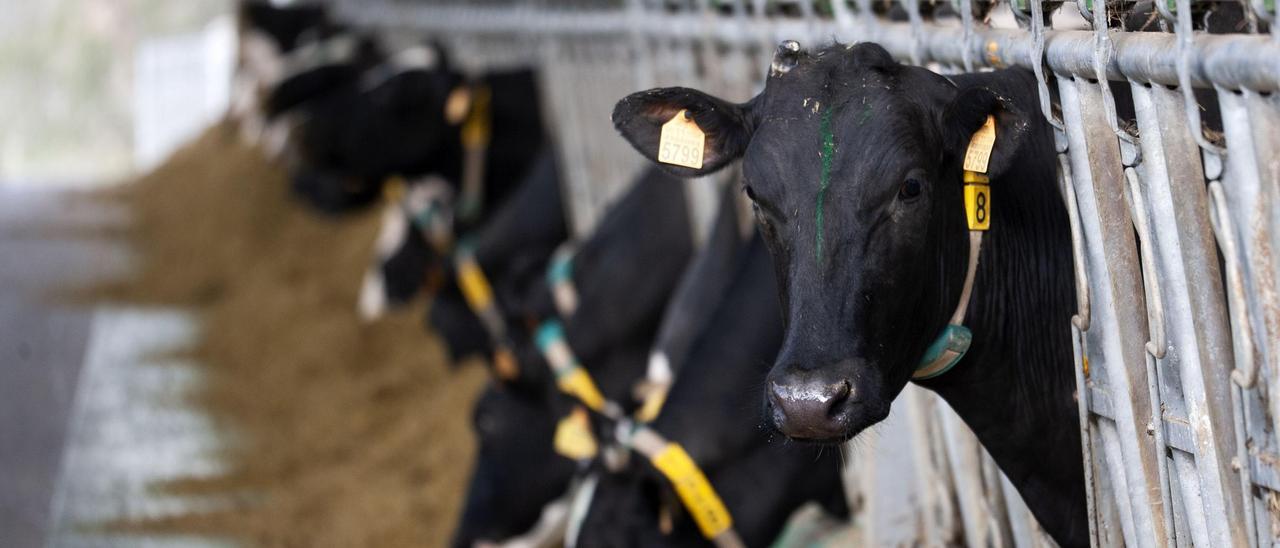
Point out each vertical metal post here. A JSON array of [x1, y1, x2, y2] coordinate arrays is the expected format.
[[1217, 86, 1280, 547], [1132, 79, 1253, 546], [1059, 74, 1166, 547]]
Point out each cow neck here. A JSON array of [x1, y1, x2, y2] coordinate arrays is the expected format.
[[456, 70, 545, 226], [917, 104, 1084, 536]]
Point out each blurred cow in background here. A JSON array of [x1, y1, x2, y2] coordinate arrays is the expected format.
[[230, 1, 332, 146]]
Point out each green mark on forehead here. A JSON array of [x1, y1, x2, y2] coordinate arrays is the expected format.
[[815, 107, 836, 265]]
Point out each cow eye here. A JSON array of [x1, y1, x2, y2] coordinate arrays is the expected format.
[[898, 178, 924, 201], [743, 185, 758, 202]]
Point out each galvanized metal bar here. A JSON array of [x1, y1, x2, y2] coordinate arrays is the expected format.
[[334, 4, 1280, 91], [1098, 419, 1140, 543], [1059, 73, 1166, 547], [1169, 449, 1212, 545], [1216, 91, 1280, 544], [1131, 79, 1253, 546], [1119, 165, 1177, 543]]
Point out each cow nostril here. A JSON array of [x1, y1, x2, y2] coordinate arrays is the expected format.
[[826, 380, 852, 419]]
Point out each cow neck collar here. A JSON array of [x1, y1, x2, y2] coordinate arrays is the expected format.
[[452, 241, 520, 380], [457, 83, 493, 223], [913, 119, 994, 380], [532, 319, 744, 547]]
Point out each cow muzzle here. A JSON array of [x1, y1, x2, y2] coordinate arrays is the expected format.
[[765, 365, 886, 442]]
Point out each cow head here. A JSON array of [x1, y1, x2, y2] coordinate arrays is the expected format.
[[286, 41, 473, 215], [613, 42, 1029, 443], [452, 384, 576, 547]]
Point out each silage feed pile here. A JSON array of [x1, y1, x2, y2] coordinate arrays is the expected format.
[[93, 123, 486, 547]]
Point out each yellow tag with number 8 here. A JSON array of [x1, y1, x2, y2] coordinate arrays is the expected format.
[[964, 183, 991, 231]]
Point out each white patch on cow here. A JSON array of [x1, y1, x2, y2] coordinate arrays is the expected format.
[[279, 33, 360, 83], [359, 44, 439, 92], [356, 204, 409, 321], [231, 30, 283, 145], [404, 176, 452, 216], [390, 45, 437, 71], [645, 351, 673, 386], [374, 201, 410, 259], [357, 268, 388, 322], [239, 30, 285, 88], [403, 176, 455, 249], [487, 492, 572, 548], [261, 118, 293, 160], [230, 74, 266, 145]]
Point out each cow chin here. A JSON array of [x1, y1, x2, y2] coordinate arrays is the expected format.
[[763, 360, 892, 444]]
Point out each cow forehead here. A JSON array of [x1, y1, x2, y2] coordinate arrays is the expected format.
[[764, 48, 893, 97], [747, 94, 928, 183]]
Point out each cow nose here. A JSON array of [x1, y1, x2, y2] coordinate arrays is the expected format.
[[767, 377, 854, 440]]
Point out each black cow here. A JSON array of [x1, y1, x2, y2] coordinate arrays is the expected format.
[[238, 2, 329, 53], [614, 42, 1085, 545], [432, 165, 695, 370], [516, 167, 695, 407], [421, 149, 567, 363], [231, 2, 332, 145], [290, 47, 546, 216], [452, 381, 577, 547], [261, 31, 385, 121], [637, 182, 753, 406], [576, 234, 850, 547], [451, 168, 697, 546], [359, 150, 562, 321]]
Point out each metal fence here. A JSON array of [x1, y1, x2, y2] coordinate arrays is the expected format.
[[327, 0, 1280, 545]]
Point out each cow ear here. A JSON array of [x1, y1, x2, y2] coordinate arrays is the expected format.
[[941, 87, 1030, 179], [613, 87, 755, 178]]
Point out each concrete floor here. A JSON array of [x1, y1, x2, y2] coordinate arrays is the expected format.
[[0, 187, 229, 548]]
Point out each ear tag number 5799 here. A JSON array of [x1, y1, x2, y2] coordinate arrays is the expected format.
[[658, 109, 706, 170]]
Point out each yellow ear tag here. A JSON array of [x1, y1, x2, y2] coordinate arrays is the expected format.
[[963, 115, 997, 173], [444, 86, 472, 125], [651, 443, 733, 539], [658, 109, 706, 170], [554, 406, 598, 460], [457, 257, 495, 312]]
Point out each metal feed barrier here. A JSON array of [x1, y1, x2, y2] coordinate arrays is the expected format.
[[324, 0, 1280, 545]]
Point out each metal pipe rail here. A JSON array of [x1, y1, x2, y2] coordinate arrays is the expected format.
[[337, 4, 1280, 91]]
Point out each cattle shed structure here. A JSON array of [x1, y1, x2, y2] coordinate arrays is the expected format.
[[322, 0, 1276, 545]]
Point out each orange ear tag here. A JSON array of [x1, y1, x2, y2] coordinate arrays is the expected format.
[[658, 110, 706, 170], [444, 87, 472, 125]]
